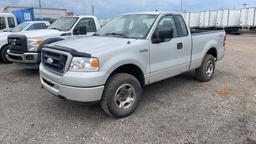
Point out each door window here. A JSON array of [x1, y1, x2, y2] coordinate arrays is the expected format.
[[0, 17, 6, 30], [174, 15, 188, 37], [153, 15, 178, 40], [7, 17, 16, 28], [74, 18, 97, 35]]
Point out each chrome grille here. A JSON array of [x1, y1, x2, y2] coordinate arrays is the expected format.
[[8, 35, 27, 54], [42, 49, 68, 74]]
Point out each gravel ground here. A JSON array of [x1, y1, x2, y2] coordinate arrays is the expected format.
[[0, 34, 256, 144]]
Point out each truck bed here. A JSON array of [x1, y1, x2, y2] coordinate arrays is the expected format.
[[190, 28, 223, 34], [189, 29, 225, 70]]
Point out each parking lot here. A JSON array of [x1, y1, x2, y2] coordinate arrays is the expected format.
[[0, 34, 256, 144]]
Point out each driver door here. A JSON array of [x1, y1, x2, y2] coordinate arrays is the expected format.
[[149, 15, 190, 83], [73, 18, 97, 38]]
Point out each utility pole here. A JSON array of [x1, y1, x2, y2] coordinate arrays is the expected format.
[[84, 0, 86, 15], [180, 0, 183, 12], [38, 0, 42, 8], [243, 3, 247, 8], [91, 4, 94, 16]]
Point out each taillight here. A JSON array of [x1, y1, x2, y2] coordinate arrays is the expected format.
[[223, 34, 227, 47]]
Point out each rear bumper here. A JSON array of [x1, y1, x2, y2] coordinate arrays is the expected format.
[[7, 50, 40, 64], [217, 48, 225, 61]]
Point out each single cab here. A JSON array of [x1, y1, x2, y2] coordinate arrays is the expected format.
[[40, 12, 226, 118], [7, 16, 100, 68]]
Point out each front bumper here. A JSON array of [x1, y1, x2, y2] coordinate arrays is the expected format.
[[40, 64, 106, 102], [7, 50, 40, 64]]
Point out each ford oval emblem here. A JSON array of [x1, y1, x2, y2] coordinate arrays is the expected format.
[[11, 41, 16, 46], [46, 58, 54, 64]]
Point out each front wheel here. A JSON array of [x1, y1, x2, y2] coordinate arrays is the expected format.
[[101, 73, 142, 118], [195, 54, 215, 82], [0, 46, 12, 63]]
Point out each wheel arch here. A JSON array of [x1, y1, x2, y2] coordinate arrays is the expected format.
[[206, 47, 217, 59], [0, 43, 9, 51], [0, 44, 11, 62], [106, 63, 146, 87]]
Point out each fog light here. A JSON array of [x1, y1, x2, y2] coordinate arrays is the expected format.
[[26, 55, 34, 60]]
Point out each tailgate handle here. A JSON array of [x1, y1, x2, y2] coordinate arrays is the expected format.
[[177, 43, 183, 49]]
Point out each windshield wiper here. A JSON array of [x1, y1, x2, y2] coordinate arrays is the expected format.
[[93, 33, 101, 36], [104, 33, 128, 38]]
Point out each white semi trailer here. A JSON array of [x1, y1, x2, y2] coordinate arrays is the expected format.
[[209, 11, 218, 28], [182, 12, 201, 28], [216, 9, 241, 33], [185, 8, 256, 33], [189, 12, 201, 28], [199, 11, 206, 28], [200, 11, 218, 29], [182, 12, 190, 26], [240, 8, 256, 30]]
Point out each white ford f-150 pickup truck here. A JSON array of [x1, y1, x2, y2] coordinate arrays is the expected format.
[[40, 11, 225, 118], [0, 21, 50, 63], [7, 16, 100, 68]]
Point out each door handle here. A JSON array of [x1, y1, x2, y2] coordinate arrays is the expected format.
[[140, 49, 149, 53], [177, 43, 183, 50]]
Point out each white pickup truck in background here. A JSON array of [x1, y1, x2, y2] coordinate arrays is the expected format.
[[40, 11, 226, 118], [0, 21, 50, 63], [7, 16, 101, 68], [0, 13, 17, 33]]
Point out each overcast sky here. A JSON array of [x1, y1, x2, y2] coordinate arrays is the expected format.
[[0, 0, 256, 18]]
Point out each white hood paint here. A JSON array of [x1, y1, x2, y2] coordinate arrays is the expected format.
[[50, 36, 147, 55], [20, 29, 64, 39], [0, 32, 11, 40], [0, 32, 11, 48]]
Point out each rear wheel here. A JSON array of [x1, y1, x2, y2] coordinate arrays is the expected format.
[[0, 46, 12, 63], [101, 73, 142, 118], [195, 54, 215, 82]]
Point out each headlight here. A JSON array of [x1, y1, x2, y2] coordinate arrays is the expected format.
[[69, 57, 100, 72], [27, 38, 43, 51]]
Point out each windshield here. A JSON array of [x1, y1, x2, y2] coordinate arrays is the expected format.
[[48, 17, 78, 31], [95, 14, 158, 39], [10, 22, 29, 32]]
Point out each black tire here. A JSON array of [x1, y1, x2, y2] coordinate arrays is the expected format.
[[195, 54, 215, 82], [101, 73, 142, 118], [0, 45, 12, 64]]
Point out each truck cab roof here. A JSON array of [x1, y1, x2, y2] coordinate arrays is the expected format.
[[0, 13, 15, 17], [122, 11, 181, 16], [65, 15, 98, 19]]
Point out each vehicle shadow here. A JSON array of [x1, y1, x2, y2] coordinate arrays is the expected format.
[[0, 64, 39, 83], [48, 71, 197, 120]]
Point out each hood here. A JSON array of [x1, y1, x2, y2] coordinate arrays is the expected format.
[[50, 36, 146, 55], [19, 29, 64, 39], [0, 32, 11, 40]]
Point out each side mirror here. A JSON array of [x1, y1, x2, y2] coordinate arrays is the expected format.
[[152, 28, 174, 44], [73, 26, 87, 35]]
